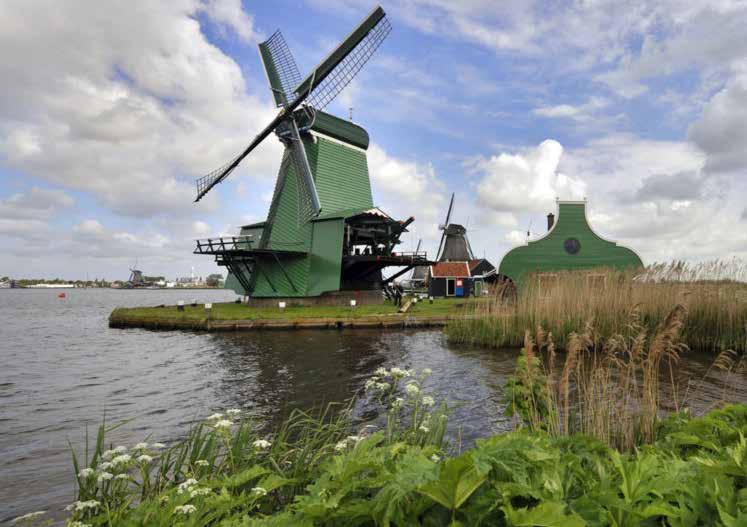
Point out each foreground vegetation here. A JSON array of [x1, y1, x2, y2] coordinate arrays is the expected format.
[[16, 307, 747, 526], [110, 297, 473, 324], [448, 260, 747, 353]]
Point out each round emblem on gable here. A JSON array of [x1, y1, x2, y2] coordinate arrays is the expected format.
[[564, 237, 581, 255]]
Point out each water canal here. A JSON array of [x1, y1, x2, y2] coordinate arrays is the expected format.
[[2, 288, 746, 523]]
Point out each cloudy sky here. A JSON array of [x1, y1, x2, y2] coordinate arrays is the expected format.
[[1, 0, 746, 281]]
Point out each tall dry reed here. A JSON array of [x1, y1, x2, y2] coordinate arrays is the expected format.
[[503, 304, 745, 450], [448, 259, 747, 353]]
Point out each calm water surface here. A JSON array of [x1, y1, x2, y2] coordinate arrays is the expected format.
[[1, 288, 745, 523]]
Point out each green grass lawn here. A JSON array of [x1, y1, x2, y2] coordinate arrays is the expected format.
[[111, 297, 479, 322]]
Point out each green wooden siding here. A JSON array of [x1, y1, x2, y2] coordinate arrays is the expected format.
[[308, 219, 344, 296], [251, 254, 310, 298], [266, 151, 312, 253], [499, 202, 643, 286], [310, 137, 373, 214]]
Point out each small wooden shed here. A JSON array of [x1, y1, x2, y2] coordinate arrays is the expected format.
[[428, 262, 473, 297]]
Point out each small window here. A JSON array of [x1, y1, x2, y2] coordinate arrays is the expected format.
[[446, 278, 456, 296], [564, 237, 581, 255]]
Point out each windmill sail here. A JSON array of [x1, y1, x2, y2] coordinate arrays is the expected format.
[[258, 30, 302, 107], [285, 118, 321, 216], [300, 7, 391, 110], [194, 5, 391, 203]]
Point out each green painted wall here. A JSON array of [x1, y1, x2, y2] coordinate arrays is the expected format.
[[309, 136, 373, 214], [499, 202, 643, 286], [308, 219, 344, 296]]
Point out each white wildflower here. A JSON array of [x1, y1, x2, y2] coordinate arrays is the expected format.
[[174, 504, 197, 515], [419, 425, 430, 433], [375, 382, 391, 391], [102, 449, 115, 459], [69, 500, 100, 511], [12, 511, 45, 523], [334, 439, 348, 451], [78, 468, 94, 478], [137, 454, 153, 464], [113, 446, 127, 454], [422, 396, 435, 407], [115, 474, 129, 481], [213, 419, 233, 430], [374, 367, 388, 376], [151, 442, 166, 449], [405, 383, 420, 396], [252, 439, 271, 449], [422, 368, 432, 377], [206, 413, 223, 421], [134, 442, 148, 450], [177, 478, 198, 494], [97, 472, 113, 484], [111, 454, 131, 466], [99, 461, 112, 470], [390, 367, 409, 378], [195, 459, 210, 467], [251, 486, 268, 497], [392, 397, 404, 408], [430, 454, 441, 463], [190, 487, 212, 498], [226, 408, 241, 416], [364, 378, 378, 391]]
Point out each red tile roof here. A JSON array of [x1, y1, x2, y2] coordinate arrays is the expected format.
[[430, 262, 471, 278]]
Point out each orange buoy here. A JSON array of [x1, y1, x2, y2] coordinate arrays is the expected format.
[[58, 292, 66, 298]]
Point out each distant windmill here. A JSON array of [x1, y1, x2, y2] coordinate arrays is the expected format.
[[410, 239, 428, 282], [436, 193, 474, 262]]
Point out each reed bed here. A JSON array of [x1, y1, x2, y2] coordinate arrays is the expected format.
[[447, 259, 747, 353], [503, 304, 746, 451]]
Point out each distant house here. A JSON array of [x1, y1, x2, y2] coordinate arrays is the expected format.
[[468, 259, 496, 281], [428, 262, 472, 297]]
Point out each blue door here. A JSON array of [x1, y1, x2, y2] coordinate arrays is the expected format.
[[455, 278, 464, 297]]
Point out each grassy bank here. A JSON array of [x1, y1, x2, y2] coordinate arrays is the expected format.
[[447, 261, 747, 353], [16, 314, 747, 526], [110, 297, 472, 324]]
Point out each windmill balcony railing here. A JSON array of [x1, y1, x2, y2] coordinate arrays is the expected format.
[[392, 250, 428, 262], [194, 235, 255, 255]]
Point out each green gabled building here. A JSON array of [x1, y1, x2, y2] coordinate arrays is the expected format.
[[498, 200, 643, 287]]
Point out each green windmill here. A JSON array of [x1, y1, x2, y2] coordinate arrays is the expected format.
[[194, 6, 428, 305]]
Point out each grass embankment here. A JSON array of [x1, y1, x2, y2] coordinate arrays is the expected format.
[[16, 314, 746, 526], [447, 261, 747, 353], [109, 297, 477, 330]]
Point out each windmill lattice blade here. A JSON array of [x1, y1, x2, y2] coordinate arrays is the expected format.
[[194, 111, 286, 202], [258, 30, 302, 107], [445, 193, 455, 227], [286, 118, 321, 218], [195, 154, 242, 201], [306, 14, 391, 110]]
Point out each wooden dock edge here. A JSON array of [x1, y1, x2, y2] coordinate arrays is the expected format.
[[108, 314, 459, 332]]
